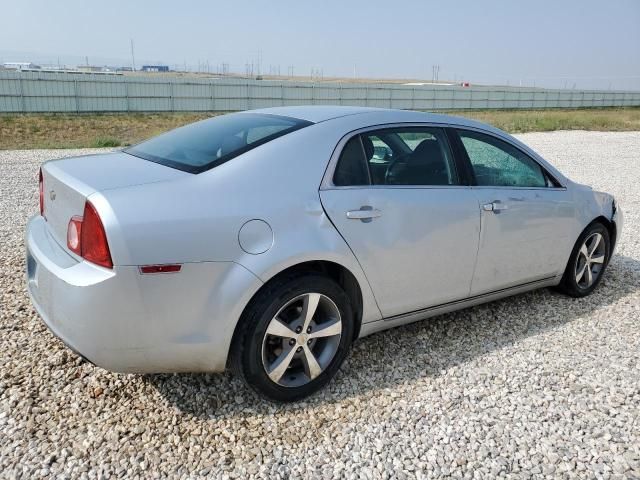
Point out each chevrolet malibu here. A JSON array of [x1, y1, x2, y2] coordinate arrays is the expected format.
[[26, 106, 622, 401]]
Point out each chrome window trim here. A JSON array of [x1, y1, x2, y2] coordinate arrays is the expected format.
[[470, 185, 567, 191], [323, 184, 474, 191], [321, 122, 567, 191]]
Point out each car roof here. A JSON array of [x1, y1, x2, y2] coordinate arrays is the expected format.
[[243, 106, 568, 186], [246, 106, 384, 123], [247, 105, 491, 130]]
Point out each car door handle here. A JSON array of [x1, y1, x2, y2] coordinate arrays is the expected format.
[[482, 201, 509, 213], [346, 206, 382, 222]]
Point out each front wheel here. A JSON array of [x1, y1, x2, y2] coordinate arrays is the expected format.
[[557, 222, 610, 297], [230, 273, 354, 402]]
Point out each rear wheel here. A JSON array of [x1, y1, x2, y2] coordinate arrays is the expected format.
[[230, 273, 353, 402], [558, 222, 610, 297]]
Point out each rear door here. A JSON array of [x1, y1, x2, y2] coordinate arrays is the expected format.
[[320, 126, 481, 318], [452, 128, 574, 295]]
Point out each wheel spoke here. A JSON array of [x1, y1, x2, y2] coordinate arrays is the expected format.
[[585, 265, 593, 286], [262, 292, 342, 387], [588, 233, 602, 257], [580, 244, 589, 259], [302, 345, 322, 380], [590, 254, 605, 264], [301, 293, 321, 330], [309, 319, 342, 339], [267, 346, 297, 383], [266, 318, 296, 338], [575, 262, 587, 284]]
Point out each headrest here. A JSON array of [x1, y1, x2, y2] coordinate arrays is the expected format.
[[413, 139, 440, 157], [409, 139, 443, 164], [220, 135, 246, 156]]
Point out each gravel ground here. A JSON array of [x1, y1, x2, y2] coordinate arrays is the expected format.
[[1, 131, 639, 479]]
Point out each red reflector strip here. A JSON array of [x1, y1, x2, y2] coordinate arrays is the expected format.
[[139, 264, 182, 274]]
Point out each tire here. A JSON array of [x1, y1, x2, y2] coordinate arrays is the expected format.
[[230, 273, 354, 402], [557, 222, 610, 297]]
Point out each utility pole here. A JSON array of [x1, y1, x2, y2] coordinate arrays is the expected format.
[[130, 39, 136, 71]]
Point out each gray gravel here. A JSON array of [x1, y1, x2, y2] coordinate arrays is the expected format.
[[1, 132, 639, 479]]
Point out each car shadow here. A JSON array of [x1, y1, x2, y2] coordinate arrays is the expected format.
[[145, 253, 640, 419]]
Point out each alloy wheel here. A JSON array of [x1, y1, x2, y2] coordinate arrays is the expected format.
[[261, 293, 342, 387], [575, 232, 606, 289]]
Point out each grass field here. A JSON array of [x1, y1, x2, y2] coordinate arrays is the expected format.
[[1, 108, 639, 150], [459, 108, 640, 133]]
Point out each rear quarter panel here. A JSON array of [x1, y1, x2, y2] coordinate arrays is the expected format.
[[97, 116, 384, 325]]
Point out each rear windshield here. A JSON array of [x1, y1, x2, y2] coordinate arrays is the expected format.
[[125, 113, 312, 173]]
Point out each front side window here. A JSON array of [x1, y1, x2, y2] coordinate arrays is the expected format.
[[125, 113, 311, 173], [333, 127, 458, 186], [457, 130, 548, 188]]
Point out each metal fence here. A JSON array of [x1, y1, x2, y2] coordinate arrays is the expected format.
[[1, 70, 639, 113]]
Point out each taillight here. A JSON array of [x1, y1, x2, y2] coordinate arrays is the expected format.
[[67, 216, 83, 255], [39, 168, 44, 217], [66, 201, 113, 269], [82, 202, 112, 268]]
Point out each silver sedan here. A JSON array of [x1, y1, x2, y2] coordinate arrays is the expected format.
[[26, 106, 623, 401]]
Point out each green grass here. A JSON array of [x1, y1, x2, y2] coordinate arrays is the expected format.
[[447, 107, 640, 133], [0, 108, 638, 150], [0, 113, 212, 150], [91, 137, 123, 148]]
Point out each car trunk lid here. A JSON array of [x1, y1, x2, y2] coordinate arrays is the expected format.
[[41, 151, 189, 252]]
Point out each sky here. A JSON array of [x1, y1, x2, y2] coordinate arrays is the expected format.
[[1, 0, 639, 90]]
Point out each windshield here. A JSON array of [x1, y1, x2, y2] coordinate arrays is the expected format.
[[125, 113, 312, 173]]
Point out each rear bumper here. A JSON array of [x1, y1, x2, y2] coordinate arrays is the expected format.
[[26, 215, 262, 373]]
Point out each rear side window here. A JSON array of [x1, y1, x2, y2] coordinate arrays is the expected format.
[[333, 137, 370, 186], [333, 127, 458, 186], [125, 113, 311, 173], [364, 128, 457, 186]]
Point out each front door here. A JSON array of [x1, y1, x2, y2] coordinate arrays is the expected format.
[[454, 128, 574, 295], [321, 126, 481, 318]]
